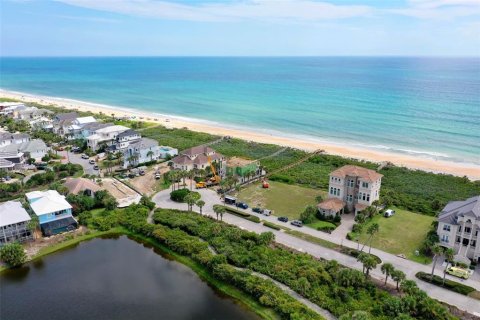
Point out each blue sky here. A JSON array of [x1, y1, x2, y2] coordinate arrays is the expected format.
[[1, 0, 479, 56]]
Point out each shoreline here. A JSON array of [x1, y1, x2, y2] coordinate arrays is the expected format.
[[1, 89, 479, 180]]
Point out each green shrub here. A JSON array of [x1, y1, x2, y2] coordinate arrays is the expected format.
[[170, 188, 191, 202], [318, 225, 335, 233], [263, 221, 281, 230], [340, 247, 382, 264], [220, 205, 261, 223], [415, 271, 475, 296], [0, 242, 26, 267]]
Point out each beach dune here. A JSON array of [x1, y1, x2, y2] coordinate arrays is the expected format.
[[1, 89, 479, 180]]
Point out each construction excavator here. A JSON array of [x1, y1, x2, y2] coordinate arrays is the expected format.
[[196, 156, 221, 189]]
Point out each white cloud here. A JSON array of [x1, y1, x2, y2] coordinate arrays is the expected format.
[[389, 0, 480, 19], [55, 0, 373, 22]]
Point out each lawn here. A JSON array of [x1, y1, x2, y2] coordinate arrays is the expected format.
[[235, 181, 325, 220], [352, 208, 435, 264], [305, 218, 337, 230]]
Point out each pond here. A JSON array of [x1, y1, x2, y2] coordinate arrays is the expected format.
[[0, 236, 260, 320]]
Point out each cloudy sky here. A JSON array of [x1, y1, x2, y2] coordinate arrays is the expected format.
[[1, 0, 479, 56]]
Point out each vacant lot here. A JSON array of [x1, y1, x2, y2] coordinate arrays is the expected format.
[[353, 208, 435, 264], [236, 181, 325, 220]]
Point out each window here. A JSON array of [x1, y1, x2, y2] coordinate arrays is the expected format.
[[465, 227, 472, 234], [330, 187, 334, 194], [471, 240, 476, 247], [348, 180, 354, 187], [347, 195, 353, 202], [362, 182, 369, 188], [443, 225, 451, 232], [456, 236, 461, 243], [441, 235, 449, 243], [458, 226, 462, 232]]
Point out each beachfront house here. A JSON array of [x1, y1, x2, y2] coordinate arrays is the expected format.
[[26, 190, 77, 236], [122, 138, 177, 168], [317, 165, 383, 216], [53, 112, 79, 137], [0, 102, 25, 115], [108, 129, 141, 152], [80, 122, 113, 140], [171, 146, 226, 177], [66, 116, 98, 139], [0, 133, 30, 147], [15, 107, 53, 121], [227, 157, 264, 184], [437, 195, 480, 264], [0, 201, 33, 246], [86, 125, 129, 151], [0, 139, 49, 161]]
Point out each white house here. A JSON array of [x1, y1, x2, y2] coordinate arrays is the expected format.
[[0, 133, 30, 147], [437, 195, 480, 264], [0, 139, 49, 161], [86, 125, 129, 151], [318, 165, 383, 216], [123, 138, 177, 168], [0, 201, 33, 245]]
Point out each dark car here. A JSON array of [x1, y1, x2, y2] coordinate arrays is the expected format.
[[252, 207, 263, 213], [139, 170, 146, 176], [236, 202, 249, 210], [290, 220, 303, 227], [89, 160, 95, 165], [278, 216, 289, 223]]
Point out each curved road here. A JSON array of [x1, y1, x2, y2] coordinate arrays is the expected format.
[[152, 188, 480, 314]]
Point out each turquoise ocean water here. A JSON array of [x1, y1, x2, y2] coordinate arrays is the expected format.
[[0, 57, 479, 164]]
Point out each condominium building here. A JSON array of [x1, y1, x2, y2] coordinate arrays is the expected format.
[[437, 195, 480, 264], [318, 165, 383, 216]]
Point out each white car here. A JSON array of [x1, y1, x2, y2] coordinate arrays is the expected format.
[[384, 209, 395, 217], [81, 154, 89, 159]]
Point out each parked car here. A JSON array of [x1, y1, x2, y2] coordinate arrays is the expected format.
[[81, 154, 89, 159], [155, 173, 161, 180], [93, 165, 99, 170], [278, 216, 289, 223], [89, 160, 95, 165], [224, 195, 236, 205], [252, 207, 263, 214], [139, 170, 146, 176], [446, 267, 470, 279], [71, 147, 81, 153], [384, 209, 396, 218], [290, 220, 303, 227], [128, 173, 136, 179], [236, 202, 249, 209], [262, 209, 272, 216]]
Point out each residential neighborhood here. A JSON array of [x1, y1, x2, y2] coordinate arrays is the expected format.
[[0, 101, 479, 318]]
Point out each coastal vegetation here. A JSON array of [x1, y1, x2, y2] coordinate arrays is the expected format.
[[0, 243, 26, 267], [415, 272, 477, 297]]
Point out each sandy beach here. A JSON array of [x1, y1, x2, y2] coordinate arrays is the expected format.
[[2, 89, 479, 180]]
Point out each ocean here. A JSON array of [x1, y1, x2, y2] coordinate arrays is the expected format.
[[0, 57, 479, 164]]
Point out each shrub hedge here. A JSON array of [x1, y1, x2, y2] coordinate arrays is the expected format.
[[416, 271, 475, 296], [263, 221, 281, 230]]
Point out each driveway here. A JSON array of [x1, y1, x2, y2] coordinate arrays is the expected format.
[[65, 151, 99, 176], [152, 188, 480, 313]]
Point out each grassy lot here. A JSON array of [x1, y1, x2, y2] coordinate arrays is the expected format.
[[305, 218, 337, 230], [351, 208, 434, 264], [236, 181, 325, 220]]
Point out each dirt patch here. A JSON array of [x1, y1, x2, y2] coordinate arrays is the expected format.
[[102, 178, 141, 207], [128, 164, 169, 196]]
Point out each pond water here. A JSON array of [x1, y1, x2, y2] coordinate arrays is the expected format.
[[0, 236, 260, 320]]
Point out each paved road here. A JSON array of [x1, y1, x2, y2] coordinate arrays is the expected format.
[[152, 188, 480, 313], [65, 151, 99, 176]]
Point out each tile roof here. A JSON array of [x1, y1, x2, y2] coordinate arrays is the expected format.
[[64, 178, 103, 195], [438, 195, 480, 224], [55, 112, 79, 121], [0, 201, 31, 227], [317, 198, 345, 212], [330, 165, 383, 182], [182, 146, 215, 157]]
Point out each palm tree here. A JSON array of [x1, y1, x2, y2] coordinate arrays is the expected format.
[[185, 193, 196, 211], [188, 169, 196, 190], [27, 216, 39, 240], [115, 151, 123, 166], [381, 263, 395, 286], [213, 205, 221, 220], [147, 150, 154, 162], [442, 248, 455, 286], [196, 200, 205, 215], [400, 279, 418, 295], [430, 244, 444, 281], [219, 206, 225, 221], [391, 269, 406, 291], [360, 222, 379, 253], [358, 253, 377, 277]]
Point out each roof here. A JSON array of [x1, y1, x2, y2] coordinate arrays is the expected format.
[[0, 132, 30, 142], [82, 122, 113, 131], [95, 125, 130, 134], [182, 146, 215, 157], [64, 178, 103, 195], [26, 190, 72, 216], [355, 203, 369, 211], [438, 196, 480, 224], [0, 139, 48, 154], [0, 158, 14, 168], [55, 112, 78, 121], [118, 129, 139, 139], [317, 198, 345, 212], [0, 150, 24, 159], [0, 201, 31, 226], [75, 116, 97, 125], [128, 137, 158, 150], [172, 152, 223, 166], [172, 154, 193, 165], [330, 165, 383, 182], [40, 216, 77, 236]]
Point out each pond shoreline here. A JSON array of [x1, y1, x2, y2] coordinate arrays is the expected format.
[[1, 228, 279, 320]]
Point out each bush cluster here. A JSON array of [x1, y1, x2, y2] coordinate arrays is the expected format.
[[219, 205, 261, 223], [416, 271, 475, 296]]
